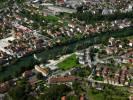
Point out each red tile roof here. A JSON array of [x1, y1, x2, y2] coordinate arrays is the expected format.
[[22, 70, 33, 78], [49, 76, 77, 84], [0, 82, 9, 93], [80, 95, 84, 100], [61, 96, 66, 100]]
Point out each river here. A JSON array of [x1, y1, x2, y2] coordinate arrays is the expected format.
[[0, 27, 133, 82]]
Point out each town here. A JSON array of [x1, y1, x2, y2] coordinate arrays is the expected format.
[[0, 0, 133, 100]]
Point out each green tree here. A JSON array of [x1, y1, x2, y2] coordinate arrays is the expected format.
[[38, 84, 71, 100]]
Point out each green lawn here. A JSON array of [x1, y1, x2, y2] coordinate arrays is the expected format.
[[87, 88, 104, 100], [93, 76, 104, 81], [87, 86, 129, 100], [88, 88, 128, 100], [57, 54, 81, 70], [44, 15, 59, 23]]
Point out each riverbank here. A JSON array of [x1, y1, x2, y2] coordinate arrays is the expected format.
[[0, 27, 133, 82]]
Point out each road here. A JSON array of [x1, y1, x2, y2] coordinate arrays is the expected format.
[[86, 71, 124, 87]]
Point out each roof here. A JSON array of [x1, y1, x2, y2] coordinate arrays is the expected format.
[[49, 76, 77, 84], [22, 70, 33, 78], [0, 82, 9, 93], [80, 95, 85, 100], [0, 36, 15, 55], [61, 96, 66, 100], [35, 65, 49, 76], [129, 95, 133, 100], [28, 76, 38, 86]]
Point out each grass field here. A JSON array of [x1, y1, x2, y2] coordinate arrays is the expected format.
[[87, 89, 104, 100], [87, 87, 129, 100], [57, 54, 81, 70], [87, 85, 129, 100]]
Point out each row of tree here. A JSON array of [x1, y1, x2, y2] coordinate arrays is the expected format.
[[7, 81, 71, 100], [72, 11, 133, 24]]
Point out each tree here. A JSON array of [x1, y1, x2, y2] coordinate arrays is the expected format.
[[8, 79, 32, 100], [72, 81, 83, 95], [8, 85, 26, 100], [76, 6, 83, 12], [37, 73, 43, 80], [38, 84, 71, 100]]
